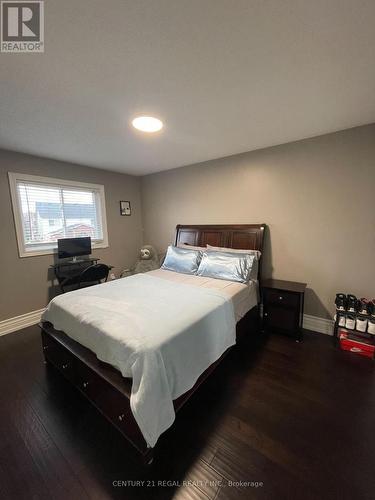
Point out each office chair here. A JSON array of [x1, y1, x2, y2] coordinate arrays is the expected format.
[[78, 264, 110, 289]]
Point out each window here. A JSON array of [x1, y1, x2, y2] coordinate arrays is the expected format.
[[8, 172, 108, 257]]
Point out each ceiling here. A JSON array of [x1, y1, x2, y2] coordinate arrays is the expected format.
[[1, 0, 374, 175]]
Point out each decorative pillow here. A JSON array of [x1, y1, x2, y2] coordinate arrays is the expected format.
[[197, 251, 255, 283], [161, 245, 202, 274], [206, 245, 260, 280]]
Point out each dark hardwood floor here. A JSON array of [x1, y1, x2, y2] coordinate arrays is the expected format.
[[0, 326, 374, 500]]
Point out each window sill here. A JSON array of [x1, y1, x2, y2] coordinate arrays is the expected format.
[[18, 242, 109, 258]]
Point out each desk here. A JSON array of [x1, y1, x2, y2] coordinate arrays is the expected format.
[[50, 259, 113, 293]]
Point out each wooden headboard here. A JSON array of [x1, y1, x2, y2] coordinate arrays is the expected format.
[[175, 224, 266, 281]]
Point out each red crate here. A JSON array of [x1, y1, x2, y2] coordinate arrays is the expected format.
[[339, 329, 375, 359]]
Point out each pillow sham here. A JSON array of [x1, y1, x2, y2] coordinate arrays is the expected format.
[[206, 245, 260, 280], [161, 245, 202, 274], [197, 251, 255, 283]]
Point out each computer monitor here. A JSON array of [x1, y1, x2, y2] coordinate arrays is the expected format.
[[57, 237, 92, 262]]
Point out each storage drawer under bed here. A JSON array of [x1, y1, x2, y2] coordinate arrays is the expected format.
[[41, 330, 139, 444], [42, 330, 76, 385], [74, 361, 133, 432]]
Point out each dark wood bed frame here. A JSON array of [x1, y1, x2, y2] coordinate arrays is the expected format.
[[40, 224, 266, 464]]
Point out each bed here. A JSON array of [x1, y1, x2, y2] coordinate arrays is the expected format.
[[40, 224, 266, 463]]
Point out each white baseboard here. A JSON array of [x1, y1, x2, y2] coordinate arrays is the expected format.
[[0, 308, 45, 337], [303, 314, 334, 336]]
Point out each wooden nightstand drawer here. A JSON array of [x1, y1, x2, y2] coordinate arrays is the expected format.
[[262, 279, 306, 340], [264, 289, 299, 308]]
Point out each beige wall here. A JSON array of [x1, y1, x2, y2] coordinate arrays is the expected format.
[[0, 149, 143, 320], [1, 125, 374, 322], [141, 124, 375, 319]]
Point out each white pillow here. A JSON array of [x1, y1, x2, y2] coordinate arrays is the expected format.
[[197, 251, 255, 283], [162, 245, 202, 274], [207, 244, 261, 260], [177, 243, 206, 252]]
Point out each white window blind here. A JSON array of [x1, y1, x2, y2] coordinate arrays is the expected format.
[[8, 173, 108, 257]]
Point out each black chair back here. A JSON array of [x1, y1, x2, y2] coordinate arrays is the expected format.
[[78, 264, 110, 288]]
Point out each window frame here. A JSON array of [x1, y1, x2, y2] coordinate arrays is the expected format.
[[8, 172, 109, 258]]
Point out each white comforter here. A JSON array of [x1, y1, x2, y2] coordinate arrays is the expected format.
[[42, 274, 236, 447]]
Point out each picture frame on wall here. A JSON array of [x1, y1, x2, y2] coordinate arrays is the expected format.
[[120, 201, 131, 216]]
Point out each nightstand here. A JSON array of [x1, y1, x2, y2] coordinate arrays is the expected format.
[[262, 279, 307, 341]]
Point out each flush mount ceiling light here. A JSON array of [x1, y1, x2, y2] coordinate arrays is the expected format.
[[131, 116, 163, 133]]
